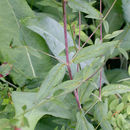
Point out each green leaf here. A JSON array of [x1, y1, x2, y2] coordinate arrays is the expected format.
[[37, 63, 66, 100], [0, 63, 12, 77], [73, 41, 119, 64], [103, 0, 124, 33], [22, 117, 30, 127], [76, 110, 94, 130], [0, 119, 11, 129], [112, 25, 130, 57], [94, 100, 113, 130], [104, 30, 124, 39], [102, 84, 130, 97], [35, 116, 67, 130], [106, 69, 129, 83], [109, 99, 119, 111], [27, 0, 63, 21], [12, 92, 76, 130], [80, 31, 93, 44], [26, 14, 74, 60], [59, 46, 75, 56], [0, 0, 53, 86], [53, 80, 81, 97], [68, 0, 101, 20], [79, 81, 97, 104], [103, 20, 109, 34], [118, 47, 128, 60], [122, 0, 130, 23], [22, 105, 27, 111], [95, 38, 102, 45], [37, 0, 62, 9], [128, 65, 130, 76], [127, 105, 130, 115], [83, 57, 104, 80], [116, 103, 124, 112]]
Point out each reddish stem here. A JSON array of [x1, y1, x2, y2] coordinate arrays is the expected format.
[[14, 127, 22, 130], [63, 0, 81, 109], [99, 0, 103, 100], [0, 74, 3, 78], [77, 12, 81, 73], [72, 0, 117, 61], [76, 12, 81, 95], [78, 12, 81, 49]]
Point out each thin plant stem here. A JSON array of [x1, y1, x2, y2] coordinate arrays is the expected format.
[[85, 100, 99, 115], [28, 46, 66, 64], [78, 12, 81, 49], [16, 62, 105, 118], [76, 11, 81, 94], [99, 0, 103, 100], [71, 0, 117, 61], [62, 0, 81, 110], [77, 12, 81, 73], [0, 78, 17, 89], [14, 45, 66, 64], [99, 70, 102, 100]]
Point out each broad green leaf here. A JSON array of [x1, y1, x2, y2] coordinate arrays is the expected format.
[[122, 0, 130, 23], [25, 14, 80, 76], [79, 81, 97, 104], [37, 0, 62, 9], [94, 100, 113, 130], [37, 63, 66, 100], [102, 84, 130, 97], [59, 46, 75, 56], [27, 0, 63, 21], [35, 116, 67, 130], [106, 69, 129, 83], [103, 0, 124, 33], [26, 14, 74, 60], [53, 80, 81, 97], [83, 57, 104, 80], [0, 0, 53, 86], [76, 110, 94, 130], [12, 92, 77, 130], [68, 0, 101, 20], [73, 41, 119, 64], [104, 30, 124, 39], [118, 47, 128, 60]]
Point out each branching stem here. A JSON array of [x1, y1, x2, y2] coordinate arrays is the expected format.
[[71, 0, 117, 61], [99, 0, 103, 100], [62, 0, 81, 109]]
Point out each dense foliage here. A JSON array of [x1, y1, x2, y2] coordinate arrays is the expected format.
[[0, 0, 130, 130]]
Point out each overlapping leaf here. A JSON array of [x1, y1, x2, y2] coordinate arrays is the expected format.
[[73, 41, 119, 64], [76, 110, 94, 130], [94, 100, 113, 130], [0, 0, 53, 86], [68, 0, 101, 19], [122, 0, 130, 23], [37, 63, 66, 100], [102, 84, 130, 96]]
